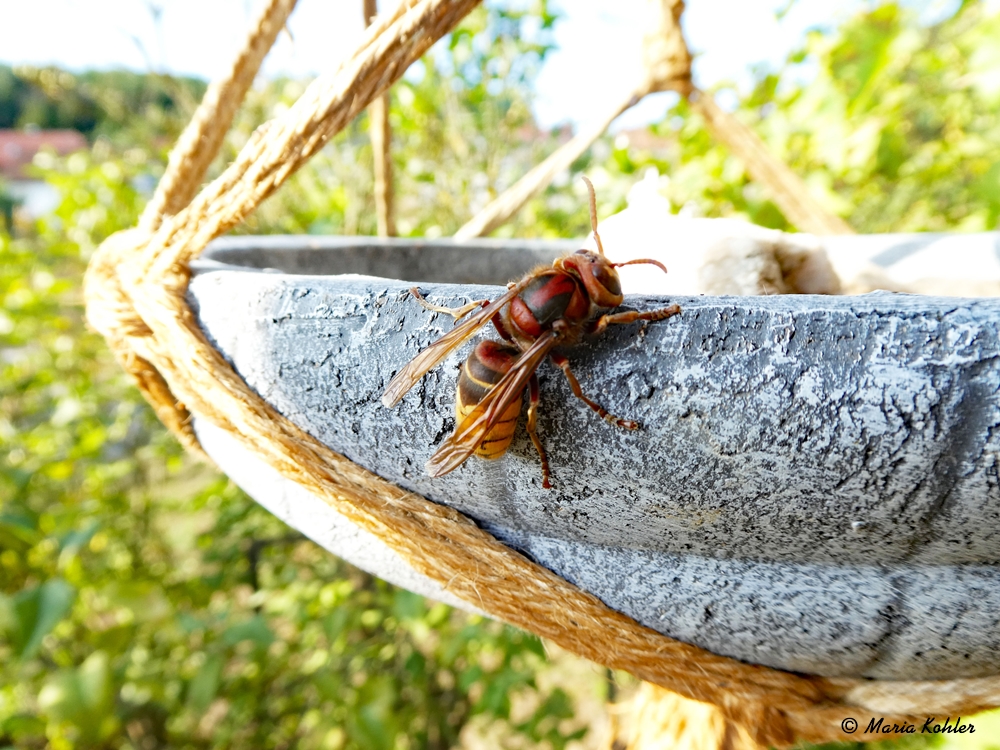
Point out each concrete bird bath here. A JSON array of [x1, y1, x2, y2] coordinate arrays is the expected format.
[[188, 233, 1000, 681]]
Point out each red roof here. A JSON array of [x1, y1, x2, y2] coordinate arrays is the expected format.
[[515, 123, 574, 145], [0, 129, 88, 179], [614, 128, 673, 152]]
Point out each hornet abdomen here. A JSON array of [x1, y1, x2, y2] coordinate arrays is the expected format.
[[456, 341, 523, 459]]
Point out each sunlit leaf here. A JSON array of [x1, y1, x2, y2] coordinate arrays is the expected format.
[[186, 653, 224, 714], [221, 615, 274, 647], [9, 578, 75, 659], [37, 651, 118, 742]]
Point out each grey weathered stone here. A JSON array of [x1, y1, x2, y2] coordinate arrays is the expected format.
[[188, 236, 1000, 680]]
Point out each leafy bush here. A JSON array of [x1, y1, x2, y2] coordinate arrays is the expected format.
[[0, 144, 593, 749]]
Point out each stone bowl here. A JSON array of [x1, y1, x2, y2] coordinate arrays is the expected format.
[[189, 235, 1000, 680]]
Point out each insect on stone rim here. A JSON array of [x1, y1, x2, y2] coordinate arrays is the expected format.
[[382, 177, 681, 488]]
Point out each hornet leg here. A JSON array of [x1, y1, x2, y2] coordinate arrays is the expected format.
[[550, 352, 638, 430], [589, 304, 681, 336], [526, 373, 552, 489], [410, 287, 488, 320], [410, 287, 513, 341]]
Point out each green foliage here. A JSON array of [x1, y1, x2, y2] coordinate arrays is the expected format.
[[240, 2, 563, 239], [2, 579, 76, 659], [3, 1, 1000, 748], [0, 142, 587, 747], [602, 0, 1000, 234], [0, 8, 590, 749], [0, 66, 99, 134], [747, 0, 1000, 232]]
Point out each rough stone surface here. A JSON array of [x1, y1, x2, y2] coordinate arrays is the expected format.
[[490, 529, 1000, 680], [188, 237, 1000, 680]]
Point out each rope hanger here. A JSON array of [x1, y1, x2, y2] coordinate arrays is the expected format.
[[84, 1, 1000, 746], [453, 0, 854, 240]]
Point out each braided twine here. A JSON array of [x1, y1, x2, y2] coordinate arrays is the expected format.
[[83, 0, 1000, 746]]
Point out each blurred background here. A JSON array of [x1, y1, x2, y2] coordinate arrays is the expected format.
[[2, 0, 1000, 748]]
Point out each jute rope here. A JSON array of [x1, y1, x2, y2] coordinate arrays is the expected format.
[[623, 683, 761, 750], [454, 84, 655, 240], [688, 91, 855, 235], [364, 0, 397, 237], [138, 0, 299, 234], [456, 0, 853, 240], [454, 0, 692, 241], [84, 1, 1000, 746]]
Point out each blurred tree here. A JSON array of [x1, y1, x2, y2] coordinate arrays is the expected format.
[[240, 1, 561, 239], [0, 64, 205, 146]]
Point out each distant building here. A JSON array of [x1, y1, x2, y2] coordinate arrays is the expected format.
[[516, 122, 574, 146], [0, 129, 87, 217], [613, 128, 673, 153]]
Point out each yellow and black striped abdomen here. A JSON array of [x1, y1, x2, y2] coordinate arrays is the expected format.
[[456, 341, 523, 459]]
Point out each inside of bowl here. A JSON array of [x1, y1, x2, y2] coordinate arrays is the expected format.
[[198, 236, 575, 285]]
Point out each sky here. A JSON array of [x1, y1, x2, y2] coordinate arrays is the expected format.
[[0, 0, 966, 131]]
